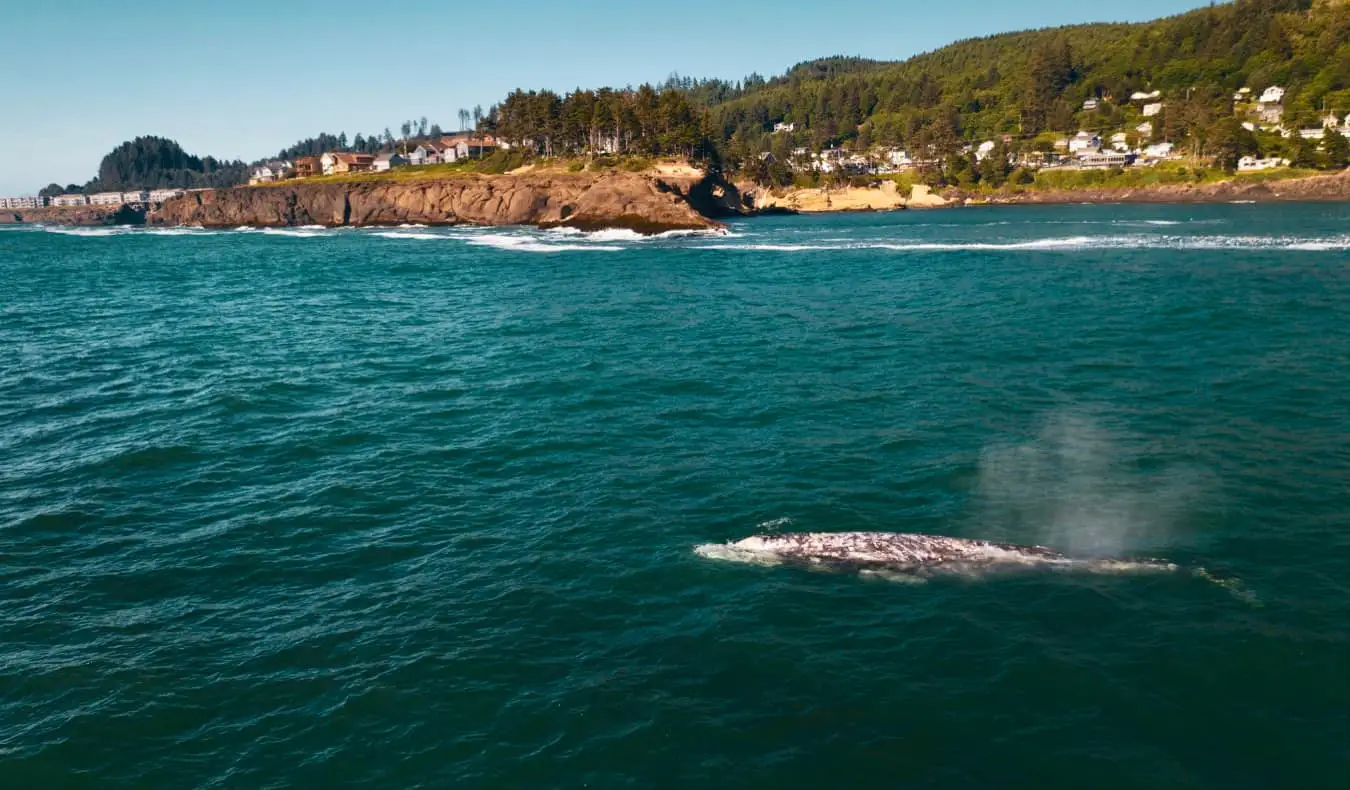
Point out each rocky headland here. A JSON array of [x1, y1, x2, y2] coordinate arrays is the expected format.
[[151, 169, 746, 234], [0, 204, 146, 227]]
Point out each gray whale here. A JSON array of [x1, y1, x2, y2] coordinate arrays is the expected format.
[[695, 532, 1177, 579]]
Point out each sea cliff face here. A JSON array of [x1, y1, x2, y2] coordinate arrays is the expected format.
[[152, 171, 742, 233], [0, 205, 146, 226], [967, 167, 1350, 205]]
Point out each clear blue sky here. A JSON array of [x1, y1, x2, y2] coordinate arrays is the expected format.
[[1, 0, 1214, 195]]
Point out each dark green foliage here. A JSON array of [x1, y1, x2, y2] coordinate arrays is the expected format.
[[88, 136, 248, 192], [482, 85, 711, 161], [1323, 129, 1350, 169], [1292, 134, 1320, 167], [692, 0, 1348, 174]]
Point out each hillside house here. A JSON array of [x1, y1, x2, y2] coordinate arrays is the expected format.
[[1110, 132, 1130, 151], [148, 189, 183, 203], [1130, 90, 1161, 101], [1082, 99, 1099, 111], [1258, 86, 1286, 104], [89, 192, 125, 206], [1298, 128, 1326, 140], [1068, 131, 1102, 154], [1143, 142, 1175, 158], [373, 153, 407, 172], [1323, 114, 1343, 128], [1136, 121, 1154, 137], [773, 122, 796, 133], [50, 194, 88, 207], [1076, 151, 1132, 169], [975, 140, 997, 161], [294, 156, 321, 178], [1233, 87, 1252, 101], [1142, 102, 1164, 117], [1238, 156, 1288, 172]]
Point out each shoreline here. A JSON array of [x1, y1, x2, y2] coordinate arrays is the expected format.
[[6, 167, 1349, 230]]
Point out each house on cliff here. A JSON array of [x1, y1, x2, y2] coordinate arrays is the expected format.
[[409, 141, 447, 166], [374, 153, 407, 172], [294, 156, 322, 178], [320, 152, 375, 175], [51, 194, 88, 207], [447, 138, 498, 162]]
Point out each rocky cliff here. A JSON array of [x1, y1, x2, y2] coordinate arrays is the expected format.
[[0, 204, 146, 226], [152, 170, 744, 233]]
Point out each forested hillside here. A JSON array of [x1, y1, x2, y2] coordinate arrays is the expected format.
[[85, 137, 249, 192], [705, 0, 1350, 166]]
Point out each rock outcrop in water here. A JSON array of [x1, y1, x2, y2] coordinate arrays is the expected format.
[[151, 170, 746, 234], [0, 204, 146, 227]]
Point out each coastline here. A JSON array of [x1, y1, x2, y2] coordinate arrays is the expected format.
[[149, 169, 742, 235], [8, 167, 1350, 231], [741, 167, 1350, 214]]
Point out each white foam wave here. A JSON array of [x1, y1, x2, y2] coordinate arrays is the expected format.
[[465, 234, 624, 253], [260, 228, 328, 238], [42, 227, 128, 237], [697, 234, 1350, 253], [372, 231, 444, 240], [546, 226, 733, 242]]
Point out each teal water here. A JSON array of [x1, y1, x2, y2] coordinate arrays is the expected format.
[[3, 205, 1349, 788]]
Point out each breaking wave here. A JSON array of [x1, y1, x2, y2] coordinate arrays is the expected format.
[[465, 234, 625, 253], [696, 234, 1350, 253]]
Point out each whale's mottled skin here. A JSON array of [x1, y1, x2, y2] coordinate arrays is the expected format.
[[695, 532, 1176, 578]]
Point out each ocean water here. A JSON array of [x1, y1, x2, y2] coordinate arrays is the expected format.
[[2, 204, 1349, 788]]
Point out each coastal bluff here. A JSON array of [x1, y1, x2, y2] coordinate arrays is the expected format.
[[152, 170, 744, 234]]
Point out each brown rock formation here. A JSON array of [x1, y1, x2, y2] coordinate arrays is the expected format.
[[152, 170, 741, 234], [0, 204, 146, 226]]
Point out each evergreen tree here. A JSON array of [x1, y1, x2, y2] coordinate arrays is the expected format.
[[1323, 130, 1350, 170]]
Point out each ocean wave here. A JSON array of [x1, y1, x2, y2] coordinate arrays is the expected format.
[[260, 228, 329, 238], [545, 226, 734, 242], [697, 234, 1350, 252], [372, 231, 445, 240], [465, 234, 625, 253]]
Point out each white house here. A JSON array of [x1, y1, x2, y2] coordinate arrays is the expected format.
[[148, 189, 183, 203], [320, 152, 339, 176], [1076, 151, 1132, 169], [1298, 128, 1326, 140], [448, 138, 498, 162], [121, 190, 150, 204], [1242, 121, 1257, 132], [1238, 156, 1288, 172], [89, 192, 125, 206], [1110, 132, 1130, 152], [887, 149, 912, 167], [1143, 142, 1175, 158], [1233, 87, 1252, 101], [975, 140, 997, 161], [1136, 121, 1154, 137], [1130, 90, 1161, 101], [1322, 114, 1342, 128], [373, 153, 407, 172], [1068, 131, 1102, 154], [250, 166, 278, 184], [409, 141, 446, 166], [772, 121, 796, 133], [1258, 86, 1286, 105], [1082, 99, 1099, 111], [1142, 102, 1164, 117], [50, 194, 88, 207], [0, 196, 46, 208]]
